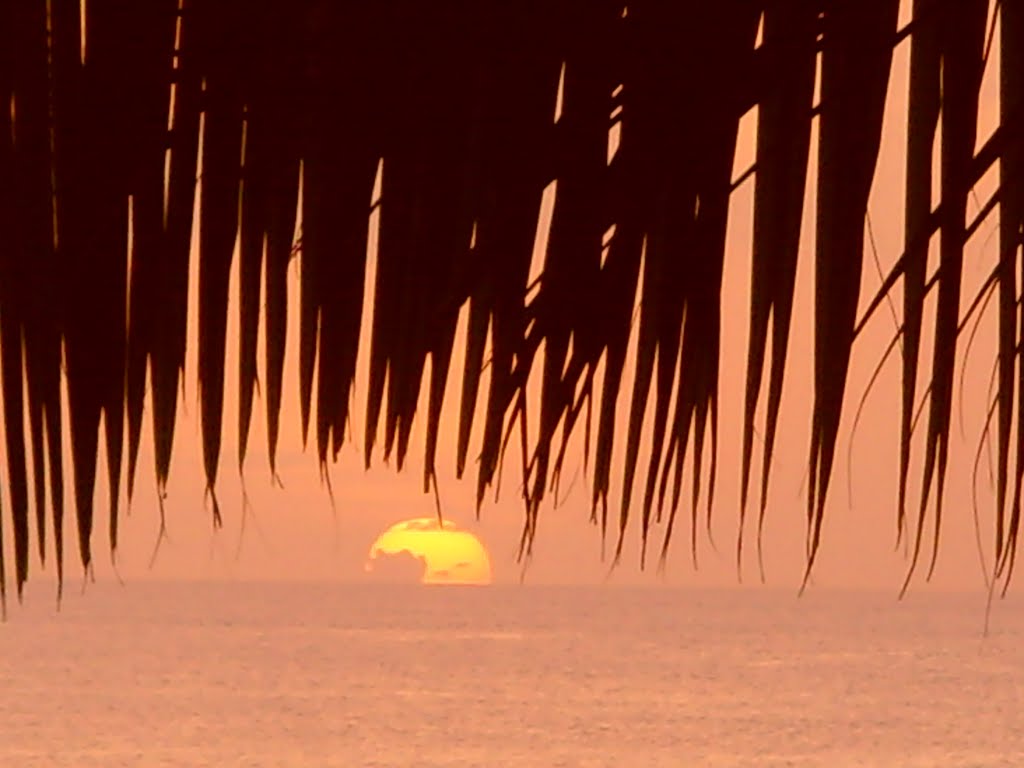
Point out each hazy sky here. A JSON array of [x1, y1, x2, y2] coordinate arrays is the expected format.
[[17, 0, 1008, 597]]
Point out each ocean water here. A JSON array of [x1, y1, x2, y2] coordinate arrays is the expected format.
[[1, 582, 1021, 767]]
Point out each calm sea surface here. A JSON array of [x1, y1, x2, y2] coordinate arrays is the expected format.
[[1, 582, 1021, 767]]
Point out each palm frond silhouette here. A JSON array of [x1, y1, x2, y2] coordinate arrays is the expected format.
[[0, 0, 1015, 606]]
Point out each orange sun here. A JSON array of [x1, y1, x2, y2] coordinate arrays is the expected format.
[[364, 518, 493, 585]]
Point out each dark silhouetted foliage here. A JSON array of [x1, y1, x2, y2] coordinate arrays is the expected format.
[[0, 0, 1016, 608]]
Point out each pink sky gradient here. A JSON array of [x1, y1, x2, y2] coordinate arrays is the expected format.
[[12, 0, 1008, 595]]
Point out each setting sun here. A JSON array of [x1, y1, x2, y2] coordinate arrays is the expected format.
[[365, 518, 493, 585]]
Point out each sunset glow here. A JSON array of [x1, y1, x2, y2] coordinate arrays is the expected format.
[[365, 518, 493, 585]]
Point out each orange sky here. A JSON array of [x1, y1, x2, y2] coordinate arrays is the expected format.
[[14, 0, 1010, 596]]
